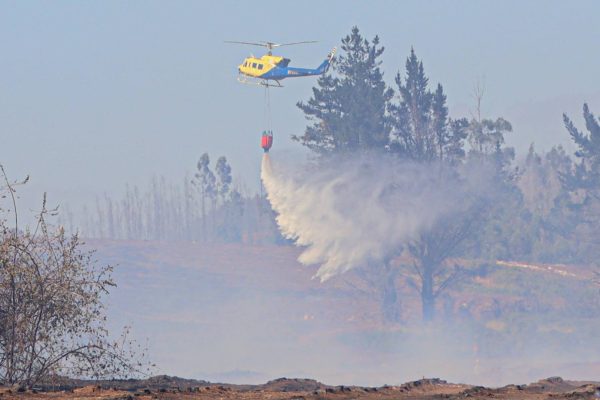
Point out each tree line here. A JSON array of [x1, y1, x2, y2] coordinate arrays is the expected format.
[[294, 26, 600, 322], [62, 154, 282, 244]]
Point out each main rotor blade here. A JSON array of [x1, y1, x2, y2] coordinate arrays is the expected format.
[[225, 40, 318, 51], [224, 41, 268, 48], [274, 41, 318, 47]]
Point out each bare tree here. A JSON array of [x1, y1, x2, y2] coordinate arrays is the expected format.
[[0, 165, 150, 387], [471, 77, 486, 123]]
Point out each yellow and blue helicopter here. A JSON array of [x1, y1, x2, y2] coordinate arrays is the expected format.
[[225, 40, 336, 87]]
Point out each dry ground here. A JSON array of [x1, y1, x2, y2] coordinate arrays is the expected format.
[[88, 240, 600, 385], [1, 377, 599, 400]]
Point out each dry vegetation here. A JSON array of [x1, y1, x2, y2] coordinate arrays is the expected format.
[[1, 167, 148, 387]]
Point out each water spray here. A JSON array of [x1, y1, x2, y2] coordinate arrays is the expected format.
[[261, 153, 485, 281]]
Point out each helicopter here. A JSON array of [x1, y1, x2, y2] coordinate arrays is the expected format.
[[225, 40, 336, 87]]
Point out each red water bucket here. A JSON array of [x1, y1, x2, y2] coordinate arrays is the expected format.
[[261, 131, 273, 152]]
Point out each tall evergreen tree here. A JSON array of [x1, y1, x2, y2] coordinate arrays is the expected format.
[[562, 104, 600, 265], [387, 49, 483, 321], [391, 48, 432, 160], [563, 103, 600, 198], [390, 48, 468, 163], [295, 26, 394, 154]]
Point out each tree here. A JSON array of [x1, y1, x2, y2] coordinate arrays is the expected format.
[[294, 26, 394, 154], [389, 48, 468, 164], [218, 188, 245, 243], [465, 116, 522, 254], [516, 145, 575, 263], [215, 157, 232, 205], [407, 195, 488, 321], [563, 103, 600, 199], [562, 104, 600, 265], [214, 156, 243, 242], [295, 31, 513, 323], [389, 49, 491, 321], [467, 117, 513, 161], [192, 153, 216, 242], [0, 165, 148, 387]]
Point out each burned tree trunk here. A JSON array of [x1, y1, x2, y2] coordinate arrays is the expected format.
[[380, 261, 401, 323], [409, 203, 484, 322], [421, 263, 435, 322]]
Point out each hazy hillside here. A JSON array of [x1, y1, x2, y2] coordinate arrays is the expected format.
[[88, 239, 600, 387]]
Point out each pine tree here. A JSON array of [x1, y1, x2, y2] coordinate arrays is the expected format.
[[391, 48, 433, 160], [390, 48, 467, 163], [562, 104, 600, 265], [563, 103, 600, 198], [295, 26, 394, 154]]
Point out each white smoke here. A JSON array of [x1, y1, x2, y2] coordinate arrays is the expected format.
[[261, 153, 488, 281]]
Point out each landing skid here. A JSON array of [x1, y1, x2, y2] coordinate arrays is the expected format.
[[237, 75, 283, 88]]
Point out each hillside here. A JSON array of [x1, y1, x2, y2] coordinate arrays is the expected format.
[[87, 240, 600, 387]]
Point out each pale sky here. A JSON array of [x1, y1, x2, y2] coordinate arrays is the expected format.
[[1, 0, 599, 218]]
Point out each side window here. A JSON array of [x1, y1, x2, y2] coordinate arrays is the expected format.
[[244, 61, 247, 67], [258, 64, 263, 70], [252, 63, 257, 68]]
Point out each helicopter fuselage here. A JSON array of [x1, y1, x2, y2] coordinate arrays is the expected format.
[[237, 51, 333, 82]]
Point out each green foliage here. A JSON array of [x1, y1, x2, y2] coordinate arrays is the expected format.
[[294, 26, 394, 154], [563, 103, 600, 196], [467, 118, 513, 157], [561, 104, 600, 265], [390, 49, 468, 163], [295, 27, 524, 322], [513, 145, 578, 263], [215, 156, 232, 203], [194, 153, 217, 201]]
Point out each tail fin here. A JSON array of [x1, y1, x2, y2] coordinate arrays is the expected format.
[[316, 47, 336, 74]]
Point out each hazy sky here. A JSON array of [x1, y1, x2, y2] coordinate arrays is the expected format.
[[2, 0, 600, 218]]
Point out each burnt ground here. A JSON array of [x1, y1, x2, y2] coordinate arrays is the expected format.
[[1, 376, 599, 400]]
